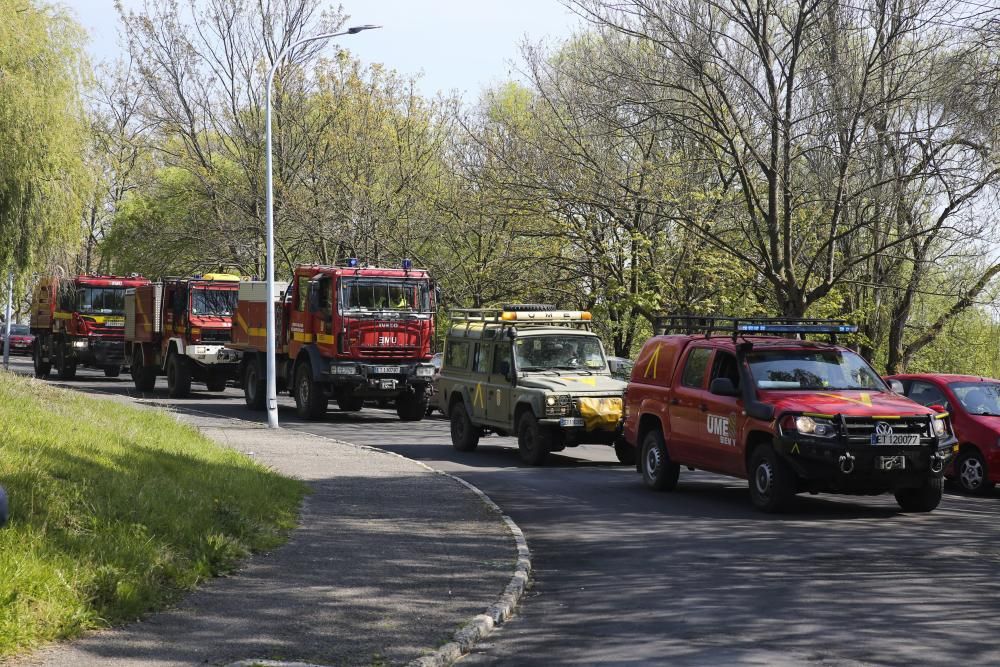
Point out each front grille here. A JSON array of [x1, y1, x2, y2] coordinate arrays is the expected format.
[[841, 416, 934, 444], [358, 345, 419, 359], [200, 329, 231, 343]]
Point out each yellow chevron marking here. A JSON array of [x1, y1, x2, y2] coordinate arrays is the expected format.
[[567, 377, 598, 386], [791, 443, 800, 454], [817, 392, 872, 407], [473, 382, 486, 409], [236, 312, 266, 337], [643, 344, 661, 379]]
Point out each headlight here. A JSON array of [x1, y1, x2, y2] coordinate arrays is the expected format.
[[416, 365, 435, 377], [794, 415, 835, 437], [546, 395, 556, 406], [933, 418, 947, 437]]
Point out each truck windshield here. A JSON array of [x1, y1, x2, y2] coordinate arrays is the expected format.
[[78, 287, 125, 315], [191, 288, 237, 316], [949, 382, 1000, 416], [514, 335, 608, 372], [747, 349, 886, 391], [340, 279, 431, 312]]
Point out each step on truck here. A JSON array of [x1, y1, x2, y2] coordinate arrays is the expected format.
[[437, 305, 628, 466], [124, 274, 243, 397], [228, 261, 437, 421], [30, 274, 151, 379], [623, 317, 959, 513]]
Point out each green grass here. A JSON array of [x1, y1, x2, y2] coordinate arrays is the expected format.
[[0, 372, 308, 657]]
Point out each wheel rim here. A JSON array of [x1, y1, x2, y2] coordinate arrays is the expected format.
[[645, 442, 662, 479], [960, 457, 984, 490], [299, 373, 310, 405], [754, 460, 774, 498]]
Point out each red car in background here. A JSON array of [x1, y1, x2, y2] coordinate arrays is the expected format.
[[887, 374, 1000, 495], [3, 324, 34, 355]]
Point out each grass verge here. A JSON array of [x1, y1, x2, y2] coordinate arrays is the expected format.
[[0, 371, 308, 657]]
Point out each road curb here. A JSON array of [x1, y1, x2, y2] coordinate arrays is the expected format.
[[204, 422, 531, 667], [282, 427, 532, 667]]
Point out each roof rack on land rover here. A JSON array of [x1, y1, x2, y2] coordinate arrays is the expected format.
[[653, 316, 857, 341]]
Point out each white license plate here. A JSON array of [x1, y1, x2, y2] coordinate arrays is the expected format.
[[559, 417, 585, 428], [879, 455, 906, 471], [871, 434, 920, 446], [374, 366, 400, 375], [380, 379, 396, 390]]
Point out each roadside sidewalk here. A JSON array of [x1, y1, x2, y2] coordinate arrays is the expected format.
[[20, 405, 520, 667]]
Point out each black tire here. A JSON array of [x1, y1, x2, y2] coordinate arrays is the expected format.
[[243, 358, 265, 410], [131, 348, 156, 392], [294, 363, 327, 419], [166, 352, 192, 398], [56, 342, 77, 380], [104, 366, 121, 378], [397, 390, 429, 422], [33, 340, 51, 378], [614, 439, 637, 466], [895, 476, 944, 512], [641, 429, 680, 491], [955, 449, 993, 495], [748, 443, 797, 512], [450, 401, 480, 452], [517, 411, 550, 466]]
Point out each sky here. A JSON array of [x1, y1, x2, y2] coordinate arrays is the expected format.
[[59, 0, 583, 99]]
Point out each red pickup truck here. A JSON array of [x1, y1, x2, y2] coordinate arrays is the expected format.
[[622, 317, 958, 512]]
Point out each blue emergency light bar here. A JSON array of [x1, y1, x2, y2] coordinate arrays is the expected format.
[[736, 323, 858, 334], [347, 258, 359, 267], [402, 258, 413, 270], [654, 315, 858, 340]]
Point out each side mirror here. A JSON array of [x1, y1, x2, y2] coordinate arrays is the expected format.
[[929, 403, 948, 414], [887, 379, 905, 394], [710, 377, 740, 397], [506, 327, 517, 340]]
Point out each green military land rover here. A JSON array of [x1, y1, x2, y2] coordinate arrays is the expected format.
[[437, 305, 630, 465]]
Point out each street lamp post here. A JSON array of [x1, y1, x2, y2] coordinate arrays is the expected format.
[[3, 271, 12, 371], [264, 23, 381, 428]]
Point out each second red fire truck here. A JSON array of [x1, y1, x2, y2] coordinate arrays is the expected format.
[[124, 274, 242, 397], [229, 261, 437, 421]]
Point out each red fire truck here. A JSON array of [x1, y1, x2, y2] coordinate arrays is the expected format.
[[30, 274, 151, 379], [229, 262, 437, 421], [124, 274, 243, 397]]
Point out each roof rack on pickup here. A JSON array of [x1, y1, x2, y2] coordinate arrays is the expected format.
[[450, 306, 593, 332], [653, 316, 857, 341]]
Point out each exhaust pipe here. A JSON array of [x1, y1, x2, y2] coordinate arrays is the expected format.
[[930, 454, 945, 474], [839, 453, 856, 475]]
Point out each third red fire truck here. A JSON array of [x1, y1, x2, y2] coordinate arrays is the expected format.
[[229, 261, 437, 421]]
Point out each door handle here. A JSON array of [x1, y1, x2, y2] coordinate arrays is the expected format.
[[669, 398, 679, 406], [699, 403, 708, 412]]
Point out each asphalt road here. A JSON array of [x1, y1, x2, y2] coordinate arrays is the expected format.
[[14, 357, 1000, 667]]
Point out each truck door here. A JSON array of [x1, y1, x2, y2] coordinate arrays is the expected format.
[[667, 345, 712, 464], [470, 342, 491, 423], [310, 275, 336, 352], [486, 341, 513, 425], [699, 350, 744, 476], [288, 272, 310, 356]]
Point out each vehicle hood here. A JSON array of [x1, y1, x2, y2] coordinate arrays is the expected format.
[[759, 389, 933, 417], [967, 414, 1000, 431], [8, 335, 32, 341], [518, 374, 626, 395]]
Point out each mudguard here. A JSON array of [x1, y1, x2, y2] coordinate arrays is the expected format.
[[298, 344, 327, 381]]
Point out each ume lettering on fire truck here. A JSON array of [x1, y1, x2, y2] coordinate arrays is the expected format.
[[124, 274, 243, 397], [228, 260, 437, 422], [30, 274, 151, 379]]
